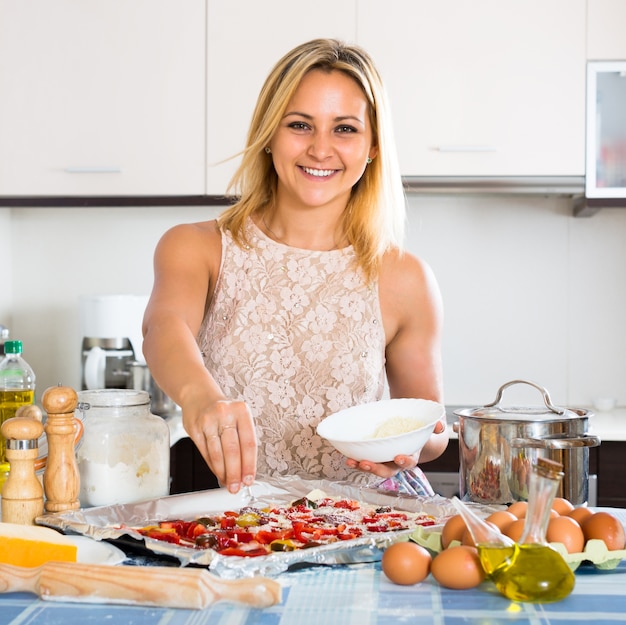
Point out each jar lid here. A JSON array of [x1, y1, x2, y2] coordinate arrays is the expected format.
[[77, 388, 150, 408]]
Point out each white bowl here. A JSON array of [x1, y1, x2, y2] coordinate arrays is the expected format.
[[316, 398, 445, 463]]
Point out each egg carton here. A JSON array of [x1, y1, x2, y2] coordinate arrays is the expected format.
[[409, 527, 625, 572], [550, 539, 626, 571]]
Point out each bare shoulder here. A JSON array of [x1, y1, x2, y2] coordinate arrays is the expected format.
[[378, 248, 443, 341], [157, 219, 221, 248], [155, 219, 221, 262], [379, 248, 439, 300]]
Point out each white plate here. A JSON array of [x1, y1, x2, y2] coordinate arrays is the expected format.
[[67, 535, 126, 565]]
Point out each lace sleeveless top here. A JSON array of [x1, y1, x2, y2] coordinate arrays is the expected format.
[[198, 219, 386, 484]]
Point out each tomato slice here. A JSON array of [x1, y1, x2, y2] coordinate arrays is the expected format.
[[140, 528, 181, 544], [220, 516, 237, 529], [218, 546, 269, 557], [332, 499, 360, 511], [255, 529, 294, 544]]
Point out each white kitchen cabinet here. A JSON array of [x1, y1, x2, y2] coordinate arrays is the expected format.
[[0, 0, 205, 197], [357, 0, 586, 177], [205, 0, 357, 196], [587, 0, 626, 60], [585, 62, 626, 199]]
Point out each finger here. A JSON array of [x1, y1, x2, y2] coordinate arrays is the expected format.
[[433, 419, 447, 434], [356, 460, 399, 479], [204, 432, 226, 484], [237, 419, 258, 487], [393, 453, 419, 469], [219, 423, 244, 493]]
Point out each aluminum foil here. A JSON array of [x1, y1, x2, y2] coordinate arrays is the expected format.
[[37, 476, 459, 579]]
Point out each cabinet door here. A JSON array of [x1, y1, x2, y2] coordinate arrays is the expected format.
[[588, 0, 626, 60], [205, 0, 357, 196], [0, 0, 205, 196], [357, 0, 586, 177]]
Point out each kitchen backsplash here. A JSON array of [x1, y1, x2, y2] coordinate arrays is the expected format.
[[1, 195, 625, 409]]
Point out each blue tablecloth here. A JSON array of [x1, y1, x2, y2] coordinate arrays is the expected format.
[[2, 556, 626, 625]]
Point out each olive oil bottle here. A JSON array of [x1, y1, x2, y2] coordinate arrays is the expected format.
[[453, 457, 576, 603], [0, 340, 36, 463], [483, 458, 575, 603]]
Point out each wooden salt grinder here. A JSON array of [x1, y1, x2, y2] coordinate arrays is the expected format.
[[42, 386, 80, 512], [1, 413, 45, 524]]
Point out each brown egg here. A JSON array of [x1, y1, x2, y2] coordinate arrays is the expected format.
[[581, 512, 626, 551], [507, 501, 528, 519], [382, 541, 432, 585], [551, 497, 575, 516], [567, 506, 593, 525], [461, 521, 499, 547], [431, 545, 486, 589], [546, 516, 585, 553], [503, 518, 526, 542], [441, 514, 467, 549], [485, 510, 517, 533]]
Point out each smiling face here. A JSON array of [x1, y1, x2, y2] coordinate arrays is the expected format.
[[268, 69, 378, 215]]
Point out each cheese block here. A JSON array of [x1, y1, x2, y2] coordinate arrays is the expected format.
[[0, 522, 77, 567]]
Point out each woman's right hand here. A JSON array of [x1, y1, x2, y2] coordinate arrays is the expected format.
[[183, 398, 258, 494], [142, 221, 257, 493]]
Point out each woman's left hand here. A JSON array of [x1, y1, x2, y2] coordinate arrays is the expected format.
[[345, 418, 447, 478]]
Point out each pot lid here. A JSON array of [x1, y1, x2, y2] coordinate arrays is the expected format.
[[453, 380, 591, 422]]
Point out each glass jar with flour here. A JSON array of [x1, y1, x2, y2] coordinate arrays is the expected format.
[[76, 389, 170, 507]]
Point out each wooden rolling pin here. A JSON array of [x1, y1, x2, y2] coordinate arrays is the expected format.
[[0, 561, 282, 609]]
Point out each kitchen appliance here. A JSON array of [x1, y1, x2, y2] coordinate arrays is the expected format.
[[79, 294, 148, 390], [0, 324, 9, 356], [454, 380, 600, 506], [126, 360, 181, 420]]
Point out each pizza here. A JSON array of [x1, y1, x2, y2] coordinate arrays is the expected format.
[[135, 491, 438, 558]]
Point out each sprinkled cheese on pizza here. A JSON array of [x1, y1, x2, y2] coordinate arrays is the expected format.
[[135, 493, 436, 558]]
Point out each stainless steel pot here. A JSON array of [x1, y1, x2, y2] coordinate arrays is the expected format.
[[454, 380, 600, 505]]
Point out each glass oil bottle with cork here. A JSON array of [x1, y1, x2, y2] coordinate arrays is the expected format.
[[453, 457, 575, 603]]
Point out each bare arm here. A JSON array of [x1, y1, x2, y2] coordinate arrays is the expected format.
[[346, 250, 448, 477], [142, 221, 257, 493]]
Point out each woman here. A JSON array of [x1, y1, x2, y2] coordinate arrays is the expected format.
[[143, 38, 448, 496]]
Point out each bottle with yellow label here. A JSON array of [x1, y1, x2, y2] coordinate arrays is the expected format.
[[0, 340, 36, 463]]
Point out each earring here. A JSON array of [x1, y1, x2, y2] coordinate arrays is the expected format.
[[366, 157, 372, 164], [265, 147, 271, 154]]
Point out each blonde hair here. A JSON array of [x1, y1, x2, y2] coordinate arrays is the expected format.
[[217, 38, 406, 281]]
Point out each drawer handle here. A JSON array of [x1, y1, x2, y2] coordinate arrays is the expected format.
[[64, 167, 122, 174], [434, 145, 497, 153]]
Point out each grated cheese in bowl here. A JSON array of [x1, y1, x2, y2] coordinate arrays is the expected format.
[[370, 417, 422, 439]]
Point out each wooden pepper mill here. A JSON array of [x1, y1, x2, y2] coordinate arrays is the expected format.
[[42, 385, 81, 512], [1, 412, 45, 524]]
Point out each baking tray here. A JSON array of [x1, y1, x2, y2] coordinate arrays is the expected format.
[[37, 476, 458, 578]]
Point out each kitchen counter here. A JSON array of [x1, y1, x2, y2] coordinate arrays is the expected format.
[[2, 508, 625, 625], [587, 408, 626, 442]]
